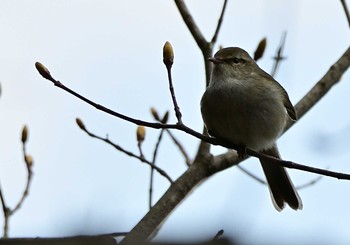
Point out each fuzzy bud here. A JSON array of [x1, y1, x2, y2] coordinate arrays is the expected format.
[[254, 38, 267, 61], [76, 118, 86, 130], [161, 111, 169, 124], [21, 125, 28, 143], [163, 41, 174, 68], [25, 155, 34, 167], [35, 62, 53, 80], [150, 107, 160, 121], [136, 126, 146, 143]]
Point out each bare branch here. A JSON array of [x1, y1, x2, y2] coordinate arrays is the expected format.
[[297, 175, 323, 190], [271, 31, 287, 77], [163, 42, 183, 124], [151, 108, 191, 166], [211, 0, 229, 44], [341, 0, 350, 27], [149, 129, 165, 209], [287, 45, 350, 127], [76, 120, 173, 183], [165, 129, 192, 166], [174, 0, 208, 50], [237, 165, 266, 185], [0, 127, 33, 238]]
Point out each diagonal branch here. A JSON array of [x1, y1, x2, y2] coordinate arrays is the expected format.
[[341, 0, 350, 27], [174, 0, 208, 50], [211, 0, 229, 44], [76, 120, 173, 183], [287, 45, 350, 128]]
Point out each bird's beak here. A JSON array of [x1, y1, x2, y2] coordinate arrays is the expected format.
[[208, 57, 222, 64]]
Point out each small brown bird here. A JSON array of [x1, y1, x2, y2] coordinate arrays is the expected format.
[[201, 47, 302, 211]]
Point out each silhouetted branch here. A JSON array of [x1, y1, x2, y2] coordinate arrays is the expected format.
[[150, 108, 191, 166], [211, 0, 228, 44], [297, 175, 323, 190], [237, 165, 266, 185], [174, 0, 208, 50], [165, 129, 192, 166], [0, 126, 33, 238], [75, 119, 173, 183], [271, 31, 287, 77], [163, 42, 183, 124], [149, 129, 165, 209], [341, 0, 350, 27]]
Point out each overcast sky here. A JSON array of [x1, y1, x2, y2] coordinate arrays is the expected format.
[[1, 0, 350, 244]]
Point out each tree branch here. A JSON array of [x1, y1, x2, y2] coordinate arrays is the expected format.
[[76, 119, 173, 183], [0, 126, 33, 238], [287, 45, 350, 128], [211, 0, 228, 44], [341, 0, 350, 27], [174, 0, 208, 50], [271, 31, 287, 77]]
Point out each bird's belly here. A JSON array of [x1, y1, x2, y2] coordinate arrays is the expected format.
[[201, 90, 286, 151]]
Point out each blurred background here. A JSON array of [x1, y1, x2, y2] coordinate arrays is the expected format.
[[0, 0, 350, 244]]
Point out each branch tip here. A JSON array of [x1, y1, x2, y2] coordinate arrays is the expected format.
[[21, 125, 28, 143], [76, 118, 86, 131], [163, 41, 174, 69], [35, 62, 53, 80]]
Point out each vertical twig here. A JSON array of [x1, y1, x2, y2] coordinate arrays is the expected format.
[[166, 67, 183, 124], [271, 31, 287, 77], [149, 129, 165, 209], [0, 126, 33, 238], [163, 42, 183, 124]]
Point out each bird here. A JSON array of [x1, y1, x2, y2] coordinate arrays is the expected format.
[[200, 47, 302, 211]]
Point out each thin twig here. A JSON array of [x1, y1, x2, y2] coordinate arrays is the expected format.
[[271, 31, 287, 77], [213, 229, 224, 241], [341, 0, 350, 27], [137, 142, 144, 159], [165, 129, 192, 166], [165, 65, 183, 124], [174, 0, 208, 50], [211, 0, 229, 44], [238, 164, 323, 190], [296, 175, 323, 190], [0, 131, 33, 238], [237, 165, 266, 185], [79, 126, 173, 183], [150, 109, 191, 166], [149, 129, 165, 209], [0, 186, 9, 237]]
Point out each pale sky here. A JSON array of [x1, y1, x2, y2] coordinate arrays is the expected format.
[[1, 0, 350, 244]]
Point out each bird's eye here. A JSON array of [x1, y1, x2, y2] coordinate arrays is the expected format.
[[232, 58, 240, 64]]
